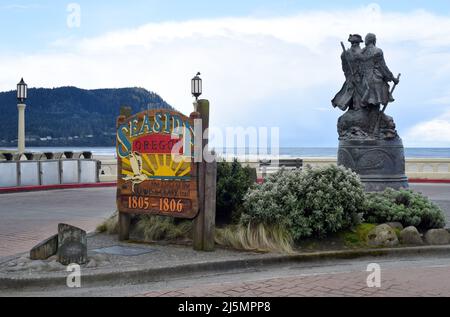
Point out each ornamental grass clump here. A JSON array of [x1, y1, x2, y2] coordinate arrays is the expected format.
[[215, 223, 294, 253], [96, 211, 119, 234], [241, 165, 365, 241], [363, 188, 445, 230], [136, 215, 192, 241]]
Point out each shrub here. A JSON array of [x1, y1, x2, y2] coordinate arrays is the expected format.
[[363, 188, 445, 230], [241, 165, 365, 240], [216, 158, 256, 225]]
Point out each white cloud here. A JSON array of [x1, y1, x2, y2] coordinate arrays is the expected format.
[[429, 94, 450, 105], [2, 3, 450, 145], [0, 4, 41, 10], [404, 109, 450, 147]]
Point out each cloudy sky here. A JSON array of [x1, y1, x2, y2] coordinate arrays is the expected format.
[[1, 0, 450, 147]]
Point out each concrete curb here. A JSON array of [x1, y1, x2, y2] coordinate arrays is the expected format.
[[1, 245, 449, 291]]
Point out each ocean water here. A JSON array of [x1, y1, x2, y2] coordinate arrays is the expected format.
[[2, 147, 450, 158]]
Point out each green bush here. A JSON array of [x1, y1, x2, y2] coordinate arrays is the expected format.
[[241, 165, 365, 240], [216, 158, 256, 225], [363, 188, 445, 230]]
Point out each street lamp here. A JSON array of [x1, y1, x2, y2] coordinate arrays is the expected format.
[[17, 78, 28, 154], [191, 72, 202, 111], [17, 78, 27, 103]]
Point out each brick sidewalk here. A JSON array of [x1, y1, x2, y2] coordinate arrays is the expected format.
[[138, 266, 450, 297], [0, 218, 105, 258], [0, 188, 115, 258]]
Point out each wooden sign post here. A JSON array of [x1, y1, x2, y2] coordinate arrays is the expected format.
[[116, 102, 216, 252], [193, 100, 217, 252]]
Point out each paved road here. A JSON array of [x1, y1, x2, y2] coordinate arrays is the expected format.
[[137, 255, 450, 297], [0, 188, 115, 257], [409, 184, 450, 226]]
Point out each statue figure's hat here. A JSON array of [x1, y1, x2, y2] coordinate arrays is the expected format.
[[348, 34, 363, 44]]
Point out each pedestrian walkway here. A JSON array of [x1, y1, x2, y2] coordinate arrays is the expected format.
[[138, 266, 450, 297], [0, 188, 114, 257]]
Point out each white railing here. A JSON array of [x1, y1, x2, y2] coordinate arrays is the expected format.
[[99, 160, 117, 182], [99, 157, 450, 182], [0, 159, 99, 188]]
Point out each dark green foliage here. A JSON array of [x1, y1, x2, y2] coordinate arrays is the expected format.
[[241, 165, 365, 240], [216, 159, 256, 225], [363, 188, 445, 230], [0, 87, 172, 147]]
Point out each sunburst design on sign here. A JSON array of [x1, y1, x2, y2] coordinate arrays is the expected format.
[[121, 153, 191, 180]]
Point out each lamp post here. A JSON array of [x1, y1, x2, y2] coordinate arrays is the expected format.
[[17, 78, 27, 154], [191, 72, 202, 111]]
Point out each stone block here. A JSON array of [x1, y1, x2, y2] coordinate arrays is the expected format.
[[400, 226, 423, 245], [367, 224, 399, 247], [386, 222, 404, 231], [57, 223, 88, 265], [424, 229, 450, 245], [30, 234, 58, 260]]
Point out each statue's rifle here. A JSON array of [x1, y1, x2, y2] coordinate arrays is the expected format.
[[373, 73, 401, 136], [341, 42, 354, 77]]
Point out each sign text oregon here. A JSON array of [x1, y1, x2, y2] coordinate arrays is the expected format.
[[116, 110, 199, 219]]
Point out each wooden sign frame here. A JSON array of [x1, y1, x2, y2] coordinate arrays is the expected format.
[[116, 109, 199, 220]]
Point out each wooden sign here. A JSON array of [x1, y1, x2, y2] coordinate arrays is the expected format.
[[116, 109, 199, 219]]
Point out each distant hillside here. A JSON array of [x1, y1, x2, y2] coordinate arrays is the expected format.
[[0, 87, 173, 147]]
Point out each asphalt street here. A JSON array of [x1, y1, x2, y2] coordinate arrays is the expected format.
[[409, 183, 450, 226]]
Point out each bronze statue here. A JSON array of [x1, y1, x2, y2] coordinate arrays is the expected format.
[[332, 34, 364, 111], [333, 33, 408, 192], [333, 33, 400, 140], [360, 33, 399, 108]]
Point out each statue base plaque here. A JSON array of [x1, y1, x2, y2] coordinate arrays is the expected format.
[[338, 138, 409, 192]]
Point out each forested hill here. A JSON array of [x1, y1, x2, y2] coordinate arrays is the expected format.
[[0, 87, 173, 147]]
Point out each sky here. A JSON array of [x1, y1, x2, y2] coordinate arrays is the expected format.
[[1, 0, 450, 147]]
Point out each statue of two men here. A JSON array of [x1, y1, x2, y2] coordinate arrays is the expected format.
[[332, 33, 399, 111], [332, 33, 400, 140]]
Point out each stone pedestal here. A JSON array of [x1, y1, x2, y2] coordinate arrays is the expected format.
[[57, 224, 87, 265], [338, 138, 409, 192]]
